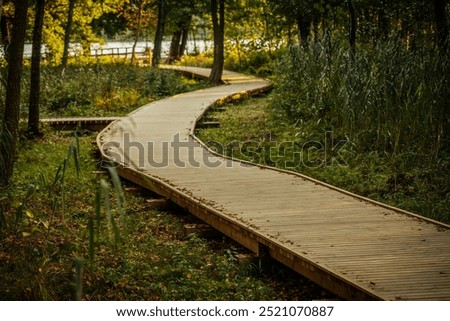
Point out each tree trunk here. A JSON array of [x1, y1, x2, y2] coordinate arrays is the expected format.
[[313, 16, 320, 42], [433, 0, 449, 52], [0, 0, 29, 187], [152, 0, 166, 67], [28, 0, 46, 137], [296, 14, 311, 48], [0, 9, 11, 61], [61, 0, 76, 73], [168, 15, 192, 63], [0, 0, 8, 82], [168, 28, 182, 63], [0, 0, 3, 45], [179, 15, 192, 58], [377, 3, 389, 41], [348, 0, 357, 56], [209, 0, 225, 84], [131, 2, 143, 65]]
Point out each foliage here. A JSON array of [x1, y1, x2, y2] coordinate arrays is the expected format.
[[272, 39, 449, 160], [116, 0, 157, 39], [178, 52, 214, 68], [267, 0, 446, 49], [178, 45, 280, 77], [224, 46, 278, 77], [42, 0, 118, 63]]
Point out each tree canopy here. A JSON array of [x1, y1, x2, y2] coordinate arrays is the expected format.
[[0, 0, 447, 63]]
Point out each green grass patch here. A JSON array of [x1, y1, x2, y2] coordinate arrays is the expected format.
[[197, 95, 450, 224]]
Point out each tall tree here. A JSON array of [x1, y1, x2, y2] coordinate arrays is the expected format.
[[168, 14, 192, 63], [61, 0, 76, 73], [269, 0, 315, 47], [166, 0, 195, 63], [0, 1, 3, 43], [0, 0, 29, 187], [296, 13, 311, 46], [433, 0, 449, 52], [0, 0, 11, 61], [130, 0, 144, 65], [348, 0, 357, 55], [42, 0, 116, 64], [152, 0, 166, 67], [28, 0, 46, 137], [178, 15, 191, 58], [209, 0, 225, 83]]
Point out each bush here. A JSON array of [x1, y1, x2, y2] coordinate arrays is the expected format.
[[178, 53, 214, 68], [224, 44, 279, 77]]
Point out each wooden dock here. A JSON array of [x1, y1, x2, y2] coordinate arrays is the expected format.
[[97, 66, 450, 300]]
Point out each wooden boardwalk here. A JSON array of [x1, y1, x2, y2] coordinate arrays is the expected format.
[[41, 117, 120, 131], [97, 66, 450, 300]]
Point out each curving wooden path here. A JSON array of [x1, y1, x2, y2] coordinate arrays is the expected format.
[[97, 66, 450, 300]]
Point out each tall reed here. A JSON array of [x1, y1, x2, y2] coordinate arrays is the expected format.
[[97, 164, 126, 250], [273, 38, 449, 160]]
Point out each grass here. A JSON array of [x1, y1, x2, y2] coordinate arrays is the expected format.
[[273, 40, 449, 161], [196, 95, 450, 224], [0, 130, 336, 300]]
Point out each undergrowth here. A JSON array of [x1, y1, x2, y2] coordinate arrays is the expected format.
[[177, 47, 279, 77], [197, 39, 449, 223]]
